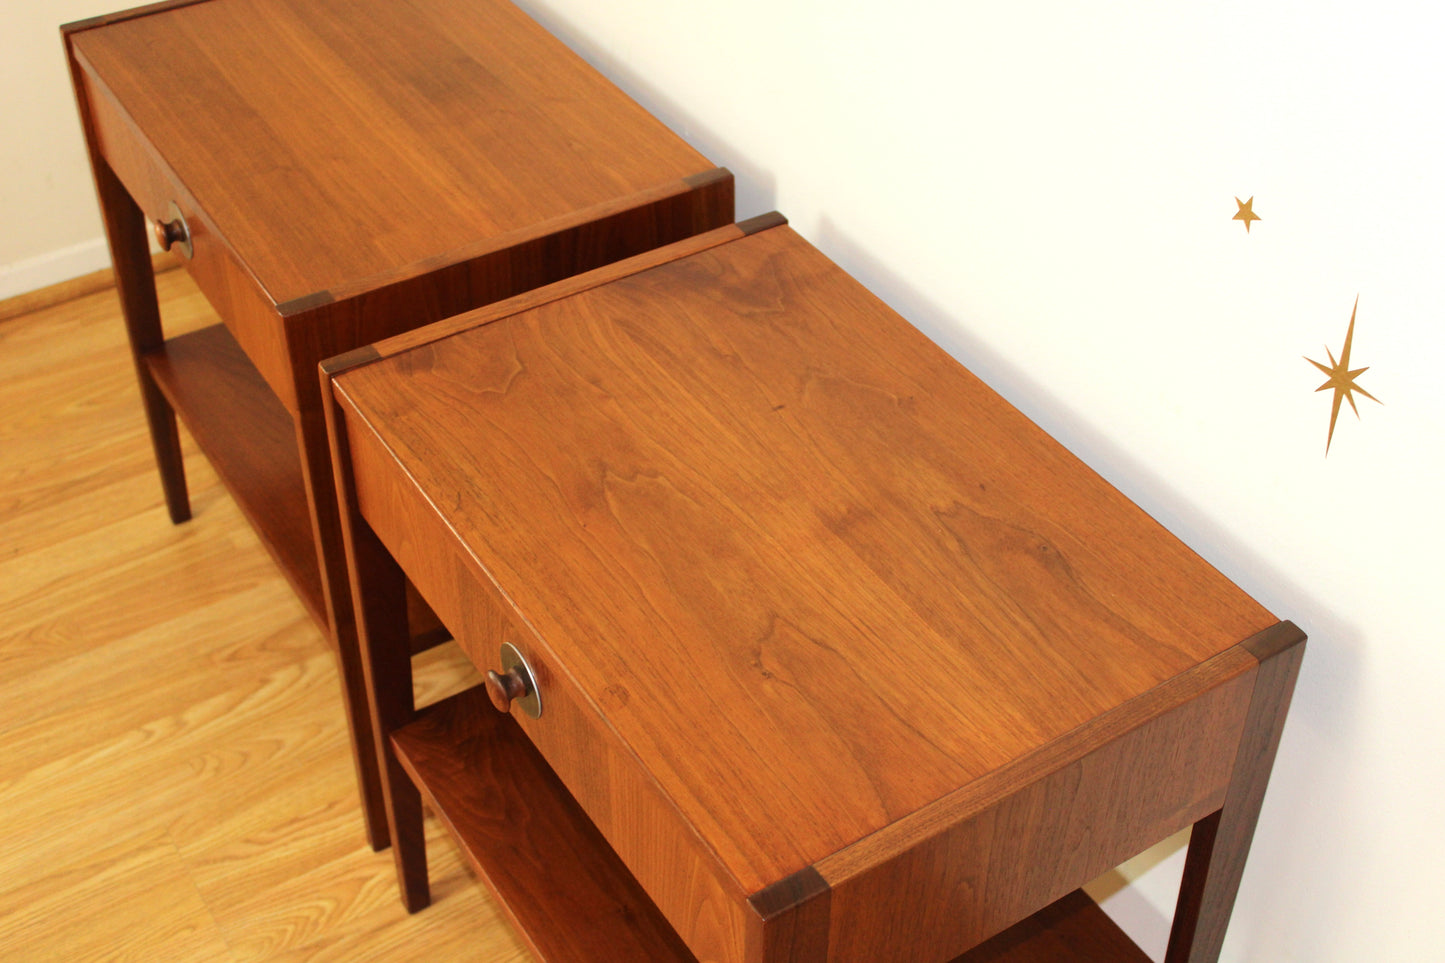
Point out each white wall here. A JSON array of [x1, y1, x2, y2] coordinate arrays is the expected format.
[[9, 1, 1443, 959], [0, 0, 123, 297]]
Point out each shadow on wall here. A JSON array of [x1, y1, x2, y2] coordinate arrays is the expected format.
[[1085, 826, 1188, 959], [812, 213, 1367, 963]]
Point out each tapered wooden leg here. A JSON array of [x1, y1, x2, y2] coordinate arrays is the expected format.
[[346, 509, 429, 911], [1165, 622, 1305, 963], [297, 402, 391, 851], [93, 158, 190, 524], [324, 379, 429, 910]]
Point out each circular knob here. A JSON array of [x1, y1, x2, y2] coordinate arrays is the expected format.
[[484, 642, 542, 718], [485, 667, 527, 712], [153, 218, 182, 251], [152, 202, 193, 259]]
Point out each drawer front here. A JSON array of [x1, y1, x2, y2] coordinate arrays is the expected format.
[[74, 53, 299, 415], [344, 407, 753, 963]]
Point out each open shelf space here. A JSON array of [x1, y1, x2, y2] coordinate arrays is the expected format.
[[392, 687, 699, 963], [953, 889, 1153, 962], [144, 323, 450, 650], [146, 323, 327, 624]]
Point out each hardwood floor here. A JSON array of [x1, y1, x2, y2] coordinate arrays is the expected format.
[[0, 270, 534, 962]]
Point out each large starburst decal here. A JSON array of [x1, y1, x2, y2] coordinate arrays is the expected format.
[[1305, 296, 1381, 454]]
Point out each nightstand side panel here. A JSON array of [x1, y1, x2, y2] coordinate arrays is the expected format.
[[816, 660, 1257, 963]]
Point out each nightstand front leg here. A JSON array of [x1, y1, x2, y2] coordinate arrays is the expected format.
[[298, 401, 391, 850], [94, 157, 190, 524], [326, 385, 429, 908], [346, 508, 429, 911], [1166, 622, 1305, 963]]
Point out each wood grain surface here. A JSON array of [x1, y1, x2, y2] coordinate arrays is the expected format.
[[0, 271, 533, 961], [817, 653, 1255, 962], [335, 224, 1279, 902], [68, 0, 719, 303]]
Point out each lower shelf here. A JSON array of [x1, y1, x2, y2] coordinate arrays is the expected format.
[[146, 323, 327, 623], [392, 687, 698, 963], [393, 691, 1150, 963], [145, 323, 449, 649]]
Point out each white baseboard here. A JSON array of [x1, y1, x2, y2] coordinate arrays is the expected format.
[[0, 238, 111, 301]]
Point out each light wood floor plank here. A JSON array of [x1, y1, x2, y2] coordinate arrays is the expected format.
[[0, 271, 536, 962], [0, 584, 319, 781], [253, 824, 531, 963], [0, 826, 236, 963]]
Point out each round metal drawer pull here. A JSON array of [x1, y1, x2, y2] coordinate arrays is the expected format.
[[152, 201, 193, 259], [484, 642, 542, 718]]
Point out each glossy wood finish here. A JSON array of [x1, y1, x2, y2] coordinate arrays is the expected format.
[[328, 224, 1303, 961], [68, 0, 725, 307], [341, 223, 1273, 880], [63, 0, 735, 850]]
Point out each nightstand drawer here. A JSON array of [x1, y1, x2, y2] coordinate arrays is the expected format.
[[341, 393, 754, 962], [72, 48, 192, 240], [73, 51, 301, 412]]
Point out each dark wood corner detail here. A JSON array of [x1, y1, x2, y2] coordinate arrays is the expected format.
[[684, 166, 733, 189], [1240, 620, 1307, 665], [737, 211, 789, 235], [276, 289, 337, 317], [320, 345, 383, 379], [748, 866, 831, 962], [749, 866, 830, 921]]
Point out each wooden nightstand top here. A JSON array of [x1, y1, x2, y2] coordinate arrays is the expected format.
[[332, 223, 1279, 896], [67, 0, 714, 305]]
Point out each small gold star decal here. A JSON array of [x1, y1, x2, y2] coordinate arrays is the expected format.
[[1305, 296, 1381, 455], [1233, 196, 1261, 233]]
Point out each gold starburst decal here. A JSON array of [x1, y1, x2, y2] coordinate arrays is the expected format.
[[1233, 196, 1261, 232], [1305, 296, 1381, 454]]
